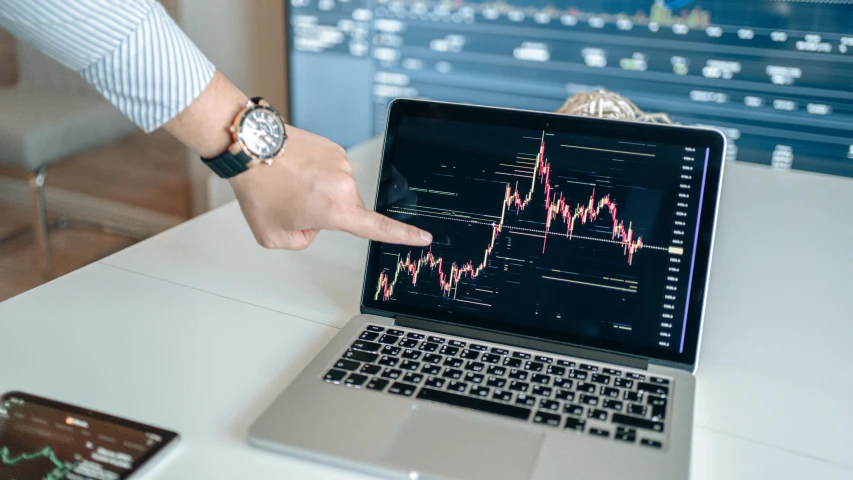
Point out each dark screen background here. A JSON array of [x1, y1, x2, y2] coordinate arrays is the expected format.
[[372, 115, 707, 353]]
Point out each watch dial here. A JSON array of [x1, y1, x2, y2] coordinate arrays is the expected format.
[[239, 108, 285, 158]]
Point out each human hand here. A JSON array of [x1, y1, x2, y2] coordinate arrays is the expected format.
[[228, 125, 433, 250]]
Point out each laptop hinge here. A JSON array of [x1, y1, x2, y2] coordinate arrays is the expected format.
[[394, 316, 649, 370]]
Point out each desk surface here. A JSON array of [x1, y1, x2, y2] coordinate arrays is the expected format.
[[1, 138, 852, 479]]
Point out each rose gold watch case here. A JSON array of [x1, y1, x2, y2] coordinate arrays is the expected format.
[[227, 98, 287, 168]]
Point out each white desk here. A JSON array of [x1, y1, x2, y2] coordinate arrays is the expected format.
[[1, 138, 852, 479]]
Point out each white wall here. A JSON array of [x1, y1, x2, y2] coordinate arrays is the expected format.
[[174, 0, 288, 212]]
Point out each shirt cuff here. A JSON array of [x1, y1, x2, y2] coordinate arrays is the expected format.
[[79, 2, 216, 133]]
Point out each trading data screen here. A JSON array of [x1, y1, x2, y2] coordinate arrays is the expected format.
[[369, 114, 711, 354], [0, 395, 174, 480], [287, 0, 853, 177]]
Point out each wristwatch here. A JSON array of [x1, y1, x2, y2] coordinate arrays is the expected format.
[[201, 97, 287, 178]]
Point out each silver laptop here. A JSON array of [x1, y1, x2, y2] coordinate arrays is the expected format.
[[250, 99, 726, 480]]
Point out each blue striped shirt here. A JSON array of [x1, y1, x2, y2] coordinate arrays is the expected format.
[[0, 0, 216, 132]]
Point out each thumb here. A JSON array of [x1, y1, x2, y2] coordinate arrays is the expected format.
[[336, 206, 432, 246]]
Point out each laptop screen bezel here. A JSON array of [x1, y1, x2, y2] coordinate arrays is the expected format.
[[360, 99, 725, 367]]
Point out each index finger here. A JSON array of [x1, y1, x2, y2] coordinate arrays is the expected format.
[[336, 206, 432, 246]]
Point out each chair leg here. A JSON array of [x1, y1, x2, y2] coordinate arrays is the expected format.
[[29, 167, 53, 279]]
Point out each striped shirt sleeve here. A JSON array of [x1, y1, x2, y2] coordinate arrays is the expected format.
[[0, 0, 216, 132]]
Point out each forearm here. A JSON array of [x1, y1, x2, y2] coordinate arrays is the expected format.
[[163, 71, 249, 158]]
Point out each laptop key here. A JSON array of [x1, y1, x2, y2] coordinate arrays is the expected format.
[[647, 395, 667, 407], [589, 428, 610, 438], [334, 359, 361, 371], [512, 351, 531, 359], [508, 369, 528, 381], [580, 394, 599, 406], [626, 372, 646, 381], [388, 382, 415, 397], [439, 345, 459, 356], [466, 361, 486, 372], [624, 391, 642, 402], [381, 346, 402, 356], [603, 399, 623, 411], [401, 349, 422, 360], [448, 340, 467, 348], [533, 411, 561, 427], [444, 357, 464, 368], [640, 439, 663, 449], [425, 376, 445, 389], [487, 376, 507, 388], [418, 342, 439, 352], [421, 364, 441, 375], [343, 350, 378, 363], [387, 329, 405, 336], [579, 364, 599, 372], [345, 373, 368, 388], [366, 325, 385, 333], [576, 382, 596, 394], [650, 376, 670, 385], [470, 386, 491, 397], [443, 368, 464, 380], [651, 404, 667, 421], [403, 373, 424, 384], [460, 349, 480, 360], [351, 340, 381, 352], [469, 344, 488, 352], [481, 353, 501, 364], [546, 365, 565, 376], [503, 357, 522, 368], [366, 378, 389, 391], [416, 388, 531, 420], [360, 364, 382, 376], [406, 332, 425, 340], [490, 347, 509, 356], [378, 356, 399, 367], [509, 381, 530, 393], [612, 413, 665, 432], [564, 417, 586, 432], [427, 336, 445, 344], [587, 408, 609, 421], [601, 387, 620, 398], [567, 370, 588, 380], [493, 389, 513, 402], [465, 372, 485, 384], [614, 378, 634, 389], [535, 355, 554, 364], [557, 359, 575, 368], [531, 385, 552, 397], [563, 404, 584, 416], [378, 334, 399, 345], [381, 368, 402, 380], [524, 361, 544, 372], [555, 389, 574, 402], [530, 373, 550, 385], [358, 331, 380, 341], [638, 383, 669, 396], [487, 365, 506, 376], [400, 360, 420, 371], [515, 394, 536, 407], [399, 339, 419, 349], [628, 404, 647, 416], [324, 369, 348, 383], [539, 399, 560, 412], [447, 381, 468, 393], [603, 368, 622, 376], [554, 378, 573, 389], [423, 353, 443, 364], [591, 374, 610, 385]]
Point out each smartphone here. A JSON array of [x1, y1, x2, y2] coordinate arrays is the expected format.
[[0, 392, 179, 479]]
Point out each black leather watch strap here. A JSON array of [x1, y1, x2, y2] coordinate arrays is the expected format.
[[201, 150, 252, 179]]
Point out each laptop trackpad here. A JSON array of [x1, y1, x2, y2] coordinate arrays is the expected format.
[[380, 406, 543, 480]]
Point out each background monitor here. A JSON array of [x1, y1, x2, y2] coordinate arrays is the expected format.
[[285, 0, 853, 178]]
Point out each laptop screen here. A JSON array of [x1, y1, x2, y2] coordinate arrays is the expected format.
[[362, 100, 725, 366]]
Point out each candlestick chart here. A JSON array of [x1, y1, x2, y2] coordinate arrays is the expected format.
[[375, 131, 664, 303]]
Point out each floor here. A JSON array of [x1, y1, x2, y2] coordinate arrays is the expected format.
[[0, 130, 189, 302]]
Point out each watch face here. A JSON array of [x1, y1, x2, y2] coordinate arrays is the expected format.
[[238, 106, 286, 159]]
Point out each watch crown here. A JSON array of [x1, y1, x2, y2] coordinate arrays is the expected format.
[[229, 125, 237, 133]]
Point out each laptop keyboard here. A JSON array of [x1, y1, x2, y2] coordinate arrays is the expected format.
[[322, 325, 671, 449]]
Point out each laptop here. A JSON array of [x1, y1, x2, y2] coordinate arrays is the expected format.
[[250, 99, 726, 480]]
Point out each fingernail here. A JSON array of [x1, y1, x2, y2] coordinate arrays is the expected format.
[[420, 230, 433, 244]]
